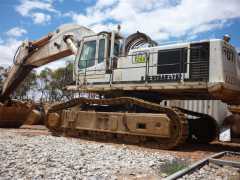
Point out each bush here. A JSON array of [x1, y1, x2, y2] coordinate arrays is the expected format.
[[160, 159, 188, 176]]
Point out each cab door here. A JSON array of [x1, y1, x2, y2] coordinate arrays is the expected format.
[[76, 34, 110, 86]]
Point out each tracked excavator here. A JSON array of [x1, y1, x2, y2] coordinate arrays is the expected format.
[[1, 24, 240, 149]]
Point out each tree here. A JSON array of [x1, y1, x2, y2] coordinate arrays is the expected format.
[[0, 66, 5, 92], [0, 66, 4, 82], [37, 68, 52, 102], [37, 61, 74, 102], [0, 66, 38, 100], [50, 61, 74, 101], [13, 70, 37, 100], [0, 60, 75, 102]]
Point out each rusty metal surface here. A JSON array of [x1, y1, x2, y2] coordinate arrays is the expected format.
[[66, 82, 240, 105], [0, 102, 31, 128], [46, 97, 189, 149], [46, 96, 220, 149], [31, 33, 53, 47], [0, 101, 43, 128], [61, 111, 171, 138], [228, 105, 240, 114], [23, 109, 44, 125]]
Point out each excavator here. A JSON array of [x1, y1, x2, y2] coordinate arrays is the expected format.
[[0, 24, 240, 149]]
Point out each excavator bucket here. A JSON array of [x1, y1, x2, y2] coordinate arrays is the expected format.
[[0, 101, 43, 128]]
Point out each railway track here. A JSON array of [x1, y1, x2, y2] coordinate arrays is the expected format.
[[167, 151, 240, 180]]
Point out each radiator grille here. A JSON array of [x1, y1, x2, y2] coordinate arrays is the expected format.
[[189, 42, 209, 81]]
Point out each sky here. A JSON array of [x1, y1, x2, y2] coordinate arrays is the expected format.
[[0, 0, 240, 70]]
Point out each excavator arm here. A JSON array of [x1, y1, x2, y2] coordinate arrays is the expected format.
[[0, 24, 95, 128], [1, 24, 94, 99]]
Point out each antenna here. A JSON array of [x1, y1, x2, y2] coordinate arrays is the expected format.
[[117, 24, 121, 33]]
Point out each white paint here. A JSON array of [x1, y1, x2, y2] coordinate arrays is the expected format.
[[219, 128, 231, 142]]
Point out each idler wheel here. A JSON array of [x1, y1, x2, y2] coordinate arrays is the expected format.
[[46, 113, 61, 130]]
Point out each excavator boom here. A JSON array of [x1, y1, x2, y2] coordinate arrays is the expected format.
[[1, 24, 93, 99], [0, 24, 94, 128]]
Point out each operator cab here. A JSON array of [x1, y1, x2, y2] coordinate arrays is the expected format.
[[76, 31, 122, 82]]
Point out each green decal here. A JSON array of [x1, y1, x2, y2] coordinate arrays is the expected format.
[[134, 55, 146, 63]]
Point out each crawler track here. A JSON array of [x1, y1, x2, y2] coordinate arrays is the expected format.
[[47, 97, 189, 149], [46, 97, 218, 149]]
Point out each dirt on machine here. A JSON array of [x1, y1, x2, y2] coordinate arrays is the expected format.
[[0, 24, 240, 149]]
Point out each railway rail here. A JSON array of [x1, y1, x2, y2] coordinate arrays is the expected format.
[[167, 151, 240, 180]]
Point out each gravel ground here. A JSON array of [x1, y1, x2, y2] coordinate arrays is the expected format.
[[178, 163, 240, 180], [0, 129, 186, 180]]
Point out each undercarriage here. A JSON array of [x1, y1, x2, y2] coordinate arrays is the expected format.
[[46, 96, 218, 149]]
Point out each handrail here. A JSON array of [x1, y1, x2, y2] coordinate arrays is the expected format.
[[76, 46, 209, 85]]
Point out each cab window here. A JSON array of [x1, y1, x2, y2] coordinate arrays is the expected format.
[[79, 40, 96, 69], [107, 40, 120, 57], [98, 39, 105, 63], [114, 42, 120, 56]]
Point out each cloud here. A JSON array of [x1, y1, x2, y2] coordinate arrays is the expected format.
[[2, 27, 27, 65], [237, 47, 240, 53], [0, 37, 73, 69], [95, 0, 118, 8], [0, 26, 26, 66], [0, 38, 22, 65], [6, 27, 27, 37], [67, 0, 240, 41], [90, 23, 116, 32], [2, 0, 239, 69], [16, 0, 57, 16], [15, 0, 58, 25], [32, 12, 51, 24]]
